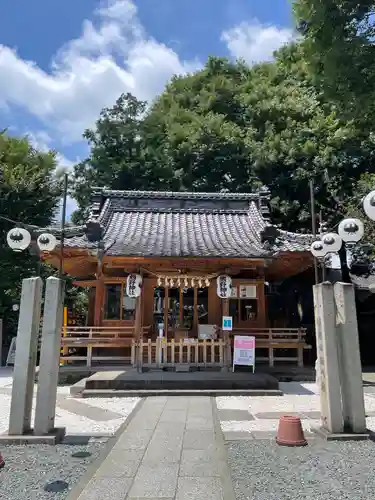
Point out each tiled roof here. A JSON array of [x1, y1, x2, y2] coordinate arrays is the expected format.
[[61, 189, 312, 258]]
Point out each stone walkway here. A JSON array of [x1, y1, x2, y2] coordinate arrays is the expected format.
[[71, 396, 235, 500]]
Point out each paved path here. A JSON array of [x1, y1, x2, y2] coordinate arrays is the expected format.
[[72, 396, 235, 500]]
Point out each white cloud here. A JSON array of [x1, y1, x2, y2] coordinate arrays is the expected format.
[[0, 0, 200, 143], [221, 20, 295, 65]]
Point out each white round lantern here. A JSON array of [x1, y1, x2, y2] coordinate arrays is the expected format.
[[126, 273, 142, 297], [321, 232, 342, 254], [338, 218, 364, 243], [6, 227, 31, 252], [37, 233, 57, 252], [216, 275, 232, 298], [363, 190, 375, 221], [310, 240, 327, 258]]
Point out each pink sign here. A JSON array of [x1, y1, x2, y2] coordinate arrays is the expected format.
[[234, 337, 255, 350]]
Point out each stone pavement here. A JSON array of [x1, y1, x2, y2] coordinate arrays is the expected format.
[[0, 367, 139, 436], [217, 382, 375, 440], [71, 396, 235, 500]]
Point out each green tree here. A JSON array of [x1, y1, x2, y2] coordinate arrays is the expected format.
[[72, 93, 179, 224], [0, 132, 61, 350], [293, 0, 375, 120], [143, 52, 375, 231], [73, 53, 375, 234]]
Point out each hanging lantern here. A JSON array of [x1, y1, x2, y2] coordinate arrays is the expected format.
[[170, 278, 174, 288], [321, 232, 342, 254], [198, 279, 203, 288], [184, 277, 188, 287], [37, 233, 57, 253], [7, 227, 31, 252], [177, 278, 181, 287], [126, 274, 142, 297], [216, 275, 232, 298], [157, 277, 162, 287], [191, 278, 195, 288], [165, 277, 169, 287], [205, 278, 210, 287]]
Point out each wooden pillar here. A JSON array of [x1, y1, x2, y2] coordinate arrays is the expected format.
[[193, 287, 198, 333], [94, 261, 104, 326], [135, 290, 143, 371], [134, 293, 143, 340], [257, 281, 266, 327], [164, 286, 169, 338], [222, 298, 231, 370], [222, 298, 229, 317]]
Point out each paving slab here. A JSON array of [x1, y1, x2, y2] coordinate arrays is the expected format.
[[176, 477, 224, 500], [77, 477, 133, 500], [129, 463, 179, 498], [179, 449, 222, 477]]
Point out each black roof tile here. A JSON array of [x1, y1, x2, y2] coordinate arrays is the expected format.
[[61, 189, 312, 258]]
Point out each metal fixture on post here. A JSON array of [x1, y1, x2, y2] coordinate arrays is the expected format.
[[309, 180, 319, 284], [59, 173, 68, 279], [310, 189, 372, 278]]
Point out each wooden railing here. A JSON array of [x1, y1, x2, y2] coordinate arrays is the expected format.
[[223, 327, 311, 367], [60, 326, 151, 367], [139, 338, 226, 369], [59, 326, 311, 369]]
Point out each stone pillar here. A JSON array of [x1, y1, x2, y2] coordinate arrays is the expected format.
[[34, 277, 65, 435], [313, 283, 343, 433], [9, 277, 43, 435], [334, 282, 366, 433]]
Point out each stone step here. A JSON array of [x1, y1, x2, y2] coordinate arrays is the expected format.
[[84, 370, 280, 391], [81, 388, 283, 398]]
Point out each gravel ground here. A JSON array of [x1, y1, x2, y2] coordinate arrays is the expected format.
[[0, 437, 109, 500], [226, 439, 375, 500]]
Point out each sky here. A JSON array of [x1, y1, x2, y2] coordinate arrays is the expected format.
[[0, 0, 296, 217]]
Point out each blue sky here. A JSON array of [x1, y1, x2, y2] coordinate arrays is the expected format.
[[0, 0, 295, 215]]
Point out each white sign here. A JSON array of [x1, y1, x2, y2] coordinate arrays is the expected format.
[[6, 337, 17, 366], [239, 285, 257, 299], [233, 335, 255, 372], [216, 275, 232, 298], [222, 316, 233, 331], [126, 274, 142, 297]]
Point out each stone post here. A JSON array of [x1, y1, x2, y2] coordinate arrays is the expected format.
[[313, 282, 343, 433], [334, 282, 366, 433], [8, 277, 43, 435], [34, 277, 65, 435]]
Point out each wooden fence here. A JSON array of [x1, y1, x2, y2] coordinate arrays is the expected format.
[[139, 338, 227, 369]]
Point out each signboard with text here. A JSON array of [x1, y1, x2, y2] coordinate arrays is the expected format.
[[233, 335, 255, 372], [222, 316, 233, 331]]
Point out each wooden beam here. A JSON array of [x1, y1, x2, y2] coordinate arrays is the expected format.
[[73, 280, 97, 287]]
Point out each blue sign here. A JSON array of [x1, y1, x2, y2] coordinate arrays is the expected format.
[[222, 316, 233, 331]]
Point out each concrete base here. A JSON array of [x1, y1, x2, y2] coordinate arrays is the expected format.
[[312, 426, 370, 442], [81, 388, 283, 398], [84, 369, 280, 391], [0, 427, 66, 445]]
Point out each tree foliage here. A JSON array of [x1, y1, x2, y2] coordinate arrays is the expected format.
[[0, 132, 61, 347], [73, 51, 375, 234], [293, 0, 375, 120], [72, 93, 180, 224]]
